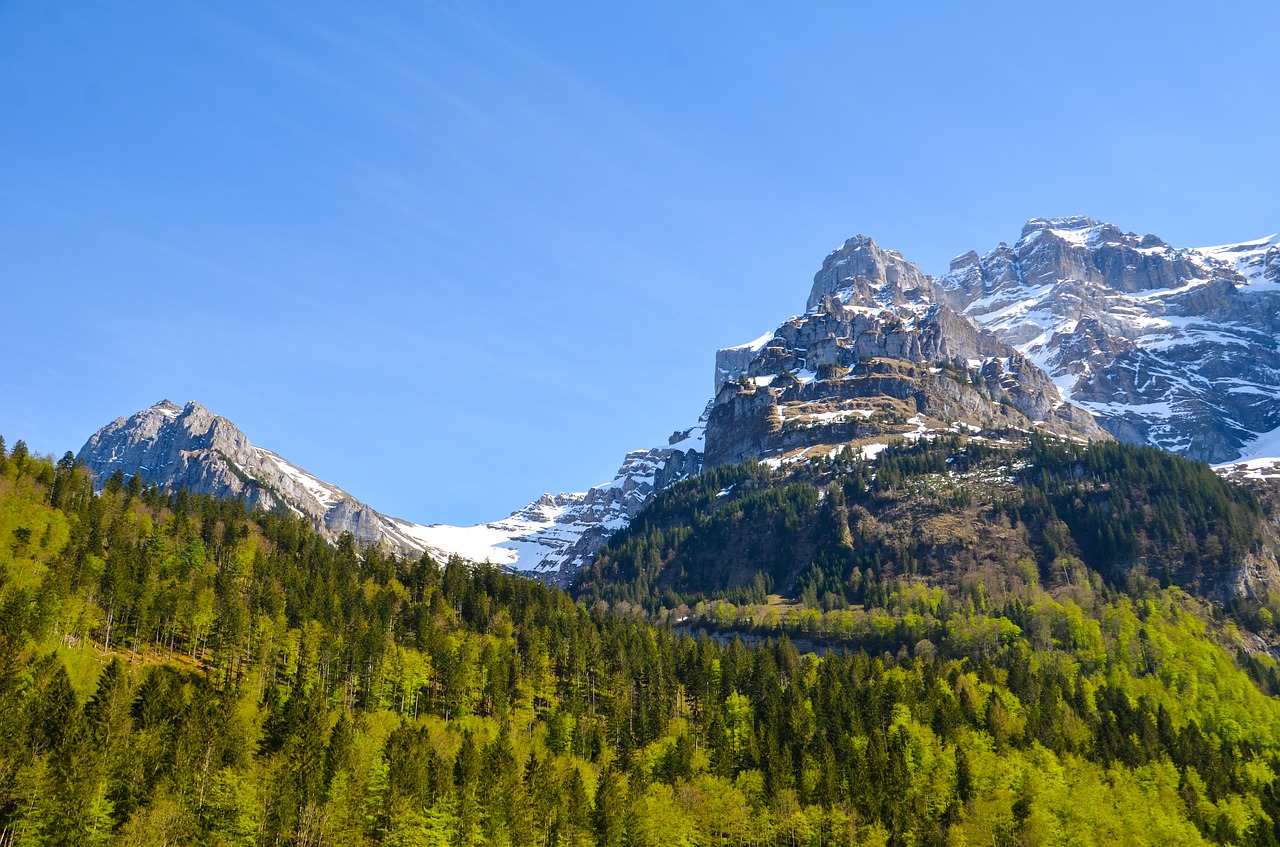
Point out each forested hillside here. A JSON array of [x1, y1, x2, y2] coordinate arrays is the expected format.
[[3, 435, 1280, 845], [577, 436, 1274, 612]]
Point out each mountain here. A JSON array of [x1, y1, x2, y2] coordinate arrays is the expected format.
[[937, 217, 1280, 465], [706, 234, 1109, 467], [712, 217, 1280, 476], [77, 399, 705, 580], [77, 400, 436, 555]]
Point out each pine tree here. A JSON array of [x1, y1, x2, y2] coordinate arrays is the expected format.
[[562, 765, 591, 846], [955, 746, 974, 806], [480, 730, 523, 845], [31, 657, 77, 756], [453, 731, 482, 846], [593, 766, 625, 847], [9, 440, 28, 476], [83, 658, 135, 820], [46, 710, 113, 847], [325, 712, 355, 793]]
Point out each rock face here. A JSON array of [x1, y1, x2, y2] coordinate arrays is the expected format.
[[711, 220, 1280, 471], [936, 217, 1280, 464], [78, 400, 434, 555], [708, 235, 1109, 466], [78, 399, 705, 583]]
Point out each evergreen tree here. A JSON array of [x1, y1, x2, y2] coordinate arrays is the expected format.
[[453, 731, 482, 846], [593, 766, 625, 847]]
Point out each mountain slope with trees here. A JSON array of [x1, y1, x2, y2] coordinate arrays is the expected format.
[[576, 436, 1278, 613], [3, 435, 1280, 845]]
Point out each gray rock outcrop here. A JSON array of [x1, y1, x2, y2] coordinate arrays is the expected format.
[[708, 235, 1110, 467], [78, 400, 430, 554], [938, 218, 1280, 462]]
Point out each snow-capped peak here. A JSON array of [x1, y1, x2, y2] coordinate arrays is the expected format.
[[938, 218, 1280, 463]]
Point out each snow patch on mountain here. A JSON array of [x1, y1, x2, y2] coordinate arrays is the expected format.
[[257, 449, 345, 513], [939, 218, 1280, 463], [1215, 425, 1280, 481], [378, 413, 707, 580]]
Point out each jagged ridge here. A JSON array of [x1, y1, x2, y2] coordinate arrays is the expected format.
[[396, 415, 706, 580], [938, 216, 1280, 464], [78, 400, 706, 581], [713, 218, 1280, 476], [77, 400, 435, 555], [708, 234, 1109, 467]]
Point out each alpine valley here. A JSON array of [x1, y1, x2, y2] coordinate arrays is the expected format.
[[11, 217, 1280, 846]]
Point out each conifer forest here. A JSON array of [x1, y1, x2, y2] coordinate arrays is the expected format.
[[4, 435, 1280, 846]]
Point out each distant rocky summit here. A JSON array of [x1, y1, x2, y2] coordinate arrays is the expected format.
[[77, 400, 432, 554], [78, 400, 705, 582], [939, 217, 1280, 463]]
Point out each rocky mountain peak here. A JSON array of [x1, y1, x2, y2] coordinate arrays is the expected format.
[[807, 233, 934, 311], [1020, 215, 1099, 239], [731, 216, 1280, 469], [77, 401, 445, 556], [948, 250, 981, 273], [711, 232, 1110, 467], [937, 218, 1280, 463], [79, 398, 708, 584]]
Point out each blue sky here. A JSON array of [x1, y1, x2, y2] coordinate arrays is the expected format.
[[2, 1, 1277, 525]]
